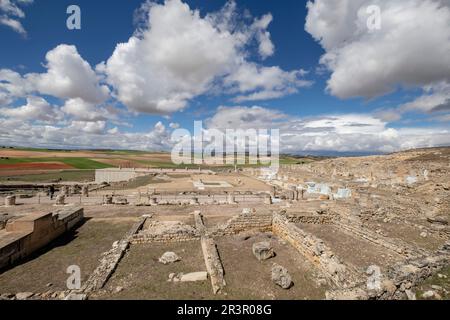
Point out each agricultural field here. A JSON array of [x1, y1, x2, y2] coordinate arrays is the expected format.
[[0, 147, 314, 182]]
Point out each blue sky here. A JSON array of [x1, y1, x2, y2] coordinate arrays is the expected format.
[[0, 0, 449, 153]]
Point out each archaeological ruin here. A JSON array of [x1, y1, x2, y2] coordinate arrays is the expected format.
[[0, 148, 449, 300]]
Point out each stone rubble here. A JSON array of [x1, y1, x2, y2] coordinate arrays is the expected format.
[[252, 241, 275, 261], [271, 264, 293, 289], [159, 252, 181, 265]]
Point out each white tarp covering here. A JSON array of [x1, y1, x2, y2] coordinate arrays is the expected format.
[[334, 188, 352, 199], [306, 182, 331, 195], [406, 176, 418, 185]]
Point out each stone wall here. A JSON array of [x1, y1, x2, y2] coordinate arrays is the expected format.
[[272, 213, 362, 289], [201, 236, 226, 294], [283, 213, 334, 225], [326, 248, 449, 300], [334, 218, 427, 259], [131, 221, 200, 244], [82, 216, 147, 294], [0, 207, 84, 270], [210, 213, 273, 237]]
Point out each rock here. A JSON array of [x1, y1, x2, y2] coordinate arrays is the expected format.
[[252, 241, 275, 261], [114, 197, 128, 205], [1, 293, 14, 299], [115, 286, 124, 293], [314, 242, 325, 256], [159, 252, 181, 265], [271, 264, 293, 289], [437, 273, 447, 279], [168, 273, 176, 281], [427, 215, 448, 225], [405, 289, 416, 300], [382, 280, 397, 295], [420, 231, 428, 238], [64, 293, 87, 300], [327, 260, 346, 275], [411, 259, 429, 268], [180, 272, 208, 282], [317, 278, 328, 287], [422, 290, 435, 299], [46, 282, 53, 287], [15, 292, 34, 300], [0, 293, 15, 300], [431, 285, 443, 291]]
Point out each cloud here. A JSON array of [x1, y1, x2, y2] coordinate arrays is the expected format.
[[1, 103, 448, 153], [0, 45, 110, 105], [400, 82, 450, 114], [205, 105, 450, 153], [0, 68, 33, 101], [305, 0, 450, 99], [102, 0, 309, 115], [206, 105, 286, 129], [373, 81, 450, 121], [0, 96, 62, 122], [225, 63, 312, 102], [69, 120, 107, 134], [252, 14, 275, 59], [0, 0, 33, 35], [27, 45, 110, 103], [0, 118, 173, 151], [61, 98, 119, 122]]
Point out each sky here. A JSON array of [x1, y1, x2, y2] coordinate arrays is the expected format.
[[0, 0, 449, 154]]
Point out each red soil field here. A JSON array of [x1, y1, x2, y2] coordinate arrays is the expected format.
[[0, 162, 73, 171]]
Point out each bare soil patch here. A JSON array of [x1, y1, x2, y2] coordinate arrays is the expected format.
[[216, 234, 328, 300], [92, 241, 214, 300], [0, 219, 134, 293]]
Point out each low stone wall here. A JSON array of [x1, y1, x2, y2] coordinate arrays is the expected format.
[[334, 218, 426, 259], [82, 216, 147, 294], [201, 236, 226, 294], [283, 213, 334, 225], [0, 207, 84, 270], [272, 213, 362, 289], [211, 213, 273, 237], [326, 250, 449, 300], [136, 194, 266, 206], [131, 221, 200, 244]]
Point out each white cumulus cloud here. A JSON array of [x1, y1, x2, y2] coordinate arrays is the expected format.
[[0, 96, 62, 122], [102, 0, 309, 115], [305, 0, 450, 99]]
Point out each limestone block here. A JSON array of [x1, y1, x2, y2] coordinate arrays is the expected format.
[[271, 264, 293, 289], [252, 241, 275, 261], [5, 196, 16, 206]]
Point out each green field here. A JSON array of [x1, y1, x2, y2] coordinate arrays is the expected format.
[[0, 157, 113, 169]]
